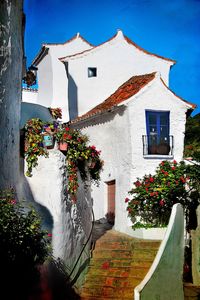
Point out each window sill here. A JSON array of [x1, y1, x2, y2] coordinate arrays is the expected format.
[[143, 154, 174, 159]]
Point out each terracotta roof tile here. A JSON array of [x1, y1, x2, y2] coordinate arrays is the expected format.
[[71, 72, 156, 123]]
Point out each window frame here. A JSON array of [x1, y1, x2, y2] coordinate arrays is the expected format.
[[88, 67, 97, 78]]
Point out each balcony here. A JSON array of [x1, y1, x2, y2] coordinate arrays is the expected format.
[[142, 135, 174, 156]]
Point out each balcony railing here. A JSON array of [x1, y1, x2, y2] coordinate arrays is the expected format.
[[142, 135, 174, 156]]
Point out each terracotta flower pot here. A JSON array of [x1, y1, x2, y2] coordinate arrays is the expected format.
[[59, 142, 68, 151], [44, 127, 52, 133]]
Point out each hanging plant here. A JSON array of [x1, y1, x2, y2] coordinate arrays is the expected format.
[[24, 118, 49, 177], [48, 107, 62, 120], [24, 119, 103, 200]]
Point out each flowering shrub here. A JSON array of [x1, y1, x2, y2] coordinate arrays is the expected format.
[[0, 189, 50, 264], [0, 189, 51, 298], [126, 160, 200, 229]]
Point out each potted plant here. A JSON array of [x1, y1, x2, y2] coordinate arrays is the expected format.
[[49, 107, 62, 120]]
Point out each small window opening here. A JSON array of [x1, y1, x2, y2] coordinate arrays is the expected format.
[[88, 67, 97, 78]]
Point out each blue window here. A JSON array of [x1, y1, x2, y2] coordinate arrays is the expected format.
[[145, 111, 170, 155]]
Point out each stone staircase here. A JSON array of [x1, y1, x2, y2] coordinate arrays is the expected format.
[[79, 230, 161, 300]]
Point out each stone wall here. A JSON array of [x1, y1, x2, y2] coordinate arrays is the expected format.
[[0, 0, 23, 190]]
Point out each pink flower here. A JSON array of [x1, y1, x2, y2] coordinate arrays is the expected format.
[[10, 199, 17, 205], [47, 233, 52, 237]]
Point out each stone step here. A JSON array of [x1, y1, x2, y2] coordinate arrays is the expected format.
[[90, 257, 154, 268], [81, 285, 136, 298], [92, 248, 158, 259], [95, 240, 160, 250], [82, 274, 144, 287], [86, 265, 150, 277]]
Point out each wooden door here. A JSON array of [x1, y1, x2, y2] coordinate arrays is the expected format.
[[107, 180, 115, 214]]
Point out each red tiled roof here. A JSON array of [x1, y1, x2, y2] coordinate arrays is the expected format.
[[71, 72, 156, 123]]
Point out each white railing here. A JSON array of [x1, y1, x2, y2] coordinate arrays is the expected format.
[[134, 203, 184, 300]]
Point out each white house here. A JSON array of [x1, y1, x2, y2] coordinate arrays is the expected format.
[[60, 30, 175, 119], [70, 72, 196, 238], [23, 30, 196, 239], [23, 33, 93, 121], [24, 30, 176, 122]]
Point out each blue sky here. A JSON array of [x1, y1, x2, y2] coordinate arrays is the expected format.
[[24, 0, 200, 115]]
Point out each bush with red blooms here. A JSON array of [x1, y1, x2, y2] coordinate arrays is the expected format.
[[125, 160, 200, 229]]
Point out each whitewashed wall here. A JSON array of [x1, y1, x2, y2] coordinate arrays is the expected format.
[[25, 149, 92, 281], [72, 75, 190, 238], [66, 30, 174, 117], [35, 36, 92, 122], [22, 88, 38, 104]]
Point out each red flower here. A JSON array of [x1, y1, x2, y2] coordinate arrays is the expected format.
[[159, 200, 165, 206], [134, 180, 141, 187], [65, 127, 70, 131], [145, 188, 148, 192], [127, 207, 132, 213], [149, 177, 154, 183], [47, 233, 52, 237], [125, 198, 129, 203], [150, 192, 155, 197], [101, 261, 110, 269], [173, 160, 177, 165], [180, 176, 186, 183], [171, 166, 176, 171]]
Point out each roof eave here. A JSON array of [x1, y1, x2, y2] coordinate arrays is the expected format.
[[32, 46, 49, 66]]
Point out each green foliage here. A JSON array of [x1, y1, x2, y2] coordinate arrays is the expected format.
[[0, 189, 51, 299], [24, 118, 49, 176], [126, 160, 200, 230], [0, 189, 50, 266], [184, 113, 200, 158]]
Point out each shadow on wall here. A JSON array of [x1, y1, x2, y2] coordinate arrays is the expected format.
[[71, 105, 127, 130], [64, 62, 78, 120], [18, 160, 54, 233]]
